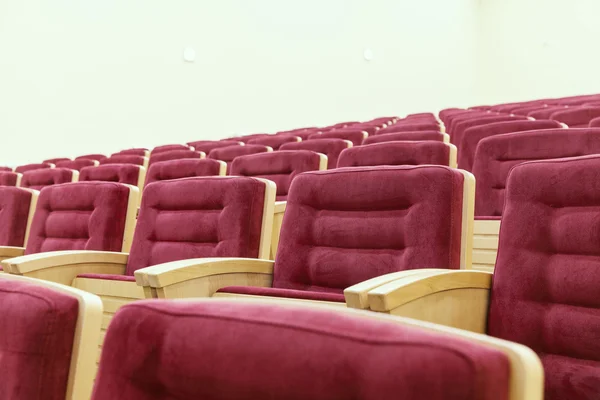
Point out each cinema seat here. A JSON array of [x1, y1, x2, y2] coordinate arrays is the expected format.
[[527, 106, 568, 120], [0, 171, 22, 187], [0, 186, 38, 260], [147, 149, 205, 168], [337, 141, 457, 168], [450, 114, 526, 146], [145, 158, 226, 185], [43, 157, 71, 164], [309, 130, 367, 146], [135, 165, 474, 308], [358, 155, 600, 400], [80, 164, 146, 200], [20, 168, 78, 190], [75, 154, 107, 162], [363, 130, 450, 144], [207, 144, 272, 173], [113, 148, 150, 157], [471, 128, 600, 272], [15, 162, 54, 174], [92, 299, 542, 400], [0, 166, 13, 172], [378, 122, 441, 134], [335, 124, 381, 136], [550, 106, 600, 127], [280, 138, 352, 169], [100, 154, 149, 169], [56, 159, 99, 171], [151, 144, 193, 154], [186, 140, 243, 154], [0, 273, 102, 400], [276, 128, 320, 140], [247, 135, 301, 150]]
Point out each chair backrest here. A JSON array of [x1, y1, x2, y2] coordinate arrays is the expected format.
[[550, 106, 600, 127], [527, 106, 568, 120], [0, 167, 13, 172], [146, 159, 225, 185], [230, 133, 271, 144], [24, 182, 138, 255], [0, 171, 22, 187], [510, 105, 550, 116], [43, 157, 71, 164], [447, 111, 494, 134], [148, 149, 205, 168], [56, 159, 99, 171], [377, 122, 440, 134], [337, 141, 457, 168], [231, 150, 327, 201], [74, 154, 107, 162], [247, 135, 301, 150], [186, 140, 243, 154], [276, 129, 318, 140], [280, 139, 352, 169], [473, 128, 600, 216], [309, 130, 367, 146], [99, 155, 147, 168], [92, 298, 535, 400], [124, 177, 275, 275], [0, 273, 102, 400], [208, 144, 272, 174], [337, 124, 380, 135], [363, 131, 449, 145], [15, 162, 54, 174], [113, 148, 149, 157], [451, 115, 526, 146], [20, 168, 78, 190], [487, 155, 600, 400], [591, 117, 600, 128], [0, 187, 37, 247], [151, 144, 192, 154], [458, 120, 563, 171], [273, 166, 474, 294], [79, 164, 146, 193]]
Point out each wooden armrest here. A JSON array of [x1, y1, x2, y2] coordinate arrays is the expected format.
[[0, 246, 25, 261], [274, 201, 286, 214], [344, 269, 443, 309], [134, 258, 275, 288]]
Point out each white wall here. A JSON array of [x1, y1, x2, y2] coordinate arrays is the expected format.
[[0, 0, 479, 165], [477, 0, 600, 104]]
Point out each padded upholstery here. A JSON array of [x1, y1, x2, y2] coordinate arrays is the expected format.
[[377, 123, 440, 134], [0, 279, 78, 400], [20, 168, 75, 190], [148, 150, 204, 167], [99, 155, 145, 166], [0, 167, 13, 172], [473, 128, 600, 216], [337, 141, 451, 168], [80, 164, 141, 186], [229, 133, 271, 144], [114, 149, 148, 156], [0, 187, 33, 246], [550, 106, 600, 127], [43, 158, 70, 164], [459, 120, 562, 171], [276, 129, 318, 140], [25, 182, 131, 255], [487, 156, 600, 400], [208, 145, 271, 173], [151, 144, 191, 154], [125, 177, 268, 275], [186, 140, 242, 154], [511, 105, 551, 116], [0, 172, 19, 187], [591, 117, 600, 128], [56, 159, 97, 171], [528, 106, 568, 120], [93, 299, 510, 400], [280, 139, 350, 169], [15, 163, 53, 174], [363, 131, 446, 145], [247, 135, 301, 150], [75, 154, 107, 161], [447, 112, 492, 134], [146, 159, 222, 184], [439, 108, 465, 125], [309, 130, 365, 146], [231, 151, 322, 201], [451, 115, 525, 145]]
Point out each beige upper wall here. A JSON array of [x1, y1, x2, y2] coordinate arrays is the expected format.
[[0, 0, 479, 165]]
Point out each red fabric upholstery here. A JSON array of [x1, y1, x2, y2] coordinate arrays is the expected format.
[[487, 155, 600, 400], [378, 122, 440, 134], [75, 154, 107, 161], [550, 107, 600, 128], [43, 158, 70, 164], [591, 117, 600, 128], [25, 182, 131, 255], [407, 112, 436, 119], [186, 140, 242, 154], [528, 106, 568, 119], [80, 164, 141, 186], [451, 115, 525, 145], [270, 166, 465, 295], [458, 120, 562, 171], [309, 130, 365, 146], [229, 133, 271, 144], [56, 159, 97, 171], [0, 167, 13, 172], [151, 144, 191, 154], [0, 187, 33, 246], [511, 105, 551, 116], [217, 286, 346, 302], [277, 129, 319, 140], [334, 125, 380, 136], [337, 141, 451, 168], [0, 279, 78, 400], [208, 145, 271, 174], [146, 159, 222, 184], [231, 151, 322, 201], [125, 177, 268, 275], [439, 108, 465, 125], [0, 172, 19, 187], [363, 130, 446, 145], [15, 163, 53, 174], [99, 155, 145, 166], [148, 150, 204, 167], [247, 135, 301, 150], [447, 111, 492, 134], [20, 168, 75, 190], [114, 148, 148, 156], [93, 300, 510, 400], [280, 139, 350, 169], [473, 128, 600, 216]]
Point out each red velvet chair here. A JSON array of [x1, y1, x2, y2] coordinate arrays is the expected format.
[[378, 122, 440, 134], [92, 299, 542, 400], [227, 133, 271, 144], [337, 141, 457, 168], [447, 111, 495, 134], [207, 144, 272, 174], [527, 106, 568, 120], [0, 167, 13, 172], [363, 130, 449, 144], [0, 273, 102, 400], [359, 155, 600, 400], [247, 135, 301, 150], [56, 159, 99, 171], [439, 108, 465, 125], [308, 130, 367, 146], [591, 117, 600, 128], [113, 148, 149, 157], [280, 138, 352, 169], [334, 124, 381, 136], [0, 171, 22, 187], [15, 162, 54, 174], [151, 144, 192, 154], [147, 149, 205, 168], [135, 165, 475, 307], [450, 114, 526, 146], [145, 158, 225, 185], [99, 154, 149, 170], [510, 104, 552, 116], [550, 106, 600, 127], [75, 154, 107, 162], [0, 186, 37, 257], [20, 168, 78, 190], [276, 128, 320, 140], [80, 164, 146, 203], [186, 140, 243, 154], [43, 157, 71, 164]]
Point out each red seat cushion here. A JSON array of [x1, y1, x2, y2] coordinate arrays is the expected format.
[[0, 279, 78, 400], [280, 139, 349, 169], [146, 159, 222, 184], [20, 168, 74, 190], [363, 130, 445, 145], [0, 187, 34, 247], [337, 141, 450, 168], [216, 286, 346, 302], [93, 300, 510, 400]]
